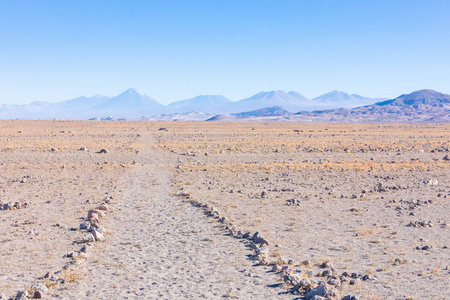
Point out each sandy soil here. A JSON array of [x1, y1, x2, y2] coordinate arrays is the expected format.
[[0, 121, 449, 300]]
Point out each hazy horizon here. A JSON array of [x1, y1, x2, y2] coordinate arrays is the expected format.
[[1, 0, 449, 105]]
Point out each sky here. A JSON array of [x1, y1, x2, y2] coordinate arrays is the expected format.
[[0, 0, 449, 105]]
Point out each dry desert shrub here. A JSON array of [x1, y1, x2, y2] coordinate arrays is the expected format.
[[60, 268, 84, 283], [355, 228, 375, 236]]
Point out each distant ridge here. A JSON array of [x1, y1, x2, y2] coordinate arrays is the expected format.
[[0, 88, 448, 123], [232, 106, 291, 118], [293, 89, 450, 123], [312, 90, 387, 108], [165, 95, 232, 114], [232, 90, 311, 113]]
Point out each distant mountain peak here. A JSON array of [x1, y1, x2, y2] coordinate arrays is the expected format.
[[122, 88, 145, 96], [375, 89, 450, 106]]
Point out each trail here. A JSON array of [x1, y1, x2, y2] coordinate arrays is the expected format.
[[54, 145, 285, 299]]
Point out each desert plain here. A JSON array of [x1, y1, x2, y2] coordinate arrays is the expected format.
[[0, 120, 449, 300]]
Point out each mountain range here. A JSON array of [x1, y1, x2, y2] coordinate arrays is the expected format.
[[0, 88, 448, 123]]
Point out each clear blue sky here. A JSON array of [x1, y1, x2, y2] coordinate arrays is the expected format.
[[0, 0, 449, 104]]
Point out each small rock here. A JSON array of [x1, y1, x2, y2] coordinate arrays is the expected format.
[[87, 210, 99, 220], [294, 278, 312, 292], [443, 155, 450, 161], [1, 293, 7, 300], [342, 295, 359, 300], [83, 233, 95, 243], [322, 269, 333, 277], [320, 262, 333, 268], [258, 259, 268, 265], [423, 178, 438, 185], [92, 230, 105, 241], [92, 225, 106, 234], [30, 283, 48, 294], [96, 203, 108, 211], [15, 290, 29, 300], [304, 283, 336, 299], [272, 265, 282, 272], [284, 273, 301, 286], [33, 290, 45, 299], [98, 149, 108, 154], [327, 278, 341, 287], [79, 222, 91, 230]]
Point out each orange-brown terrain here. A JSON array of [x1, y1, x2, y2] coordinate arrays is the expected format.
[[0, 120, 449, 300]]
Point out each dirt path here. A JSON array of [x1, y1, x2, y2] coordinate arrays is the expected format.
[[53, 147, 286, 299]]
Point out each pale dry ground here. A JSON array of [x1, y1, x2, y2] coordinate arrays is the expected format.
[[0, 121, 449, 300], [0, 121, 286, 300], [159, 122, 450, 299]]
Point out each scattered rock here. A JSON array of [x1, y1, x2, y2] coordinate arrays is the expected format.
[[91, 230, 105, 241], [284, 273, 302, 286], [83, 233, 95, 243], [92, 225, 106, 234], [43, 272, 55, 279], [304, 283, 336, 299], [79, 221, 91, 230], [286, 198, 301, 206], [408, 220, 433, 228], [342, 295, 359, 300], [423, 178, 438, 185], [33, 290, 45, 299], [0, 201, 31, 211], [30, 283, 48, 294], [15, 290, 29, 300], [272, 265, 282, 272], [96, 203, 108, 211], [294, 278, 313, 292]]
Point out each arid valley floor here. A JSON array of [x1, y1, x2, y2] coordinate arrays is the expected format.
[[0, 121, 449, 300]]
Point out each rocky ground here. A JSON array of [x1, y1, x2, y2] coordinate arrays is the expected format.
[[0, 121, 449, 300]]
